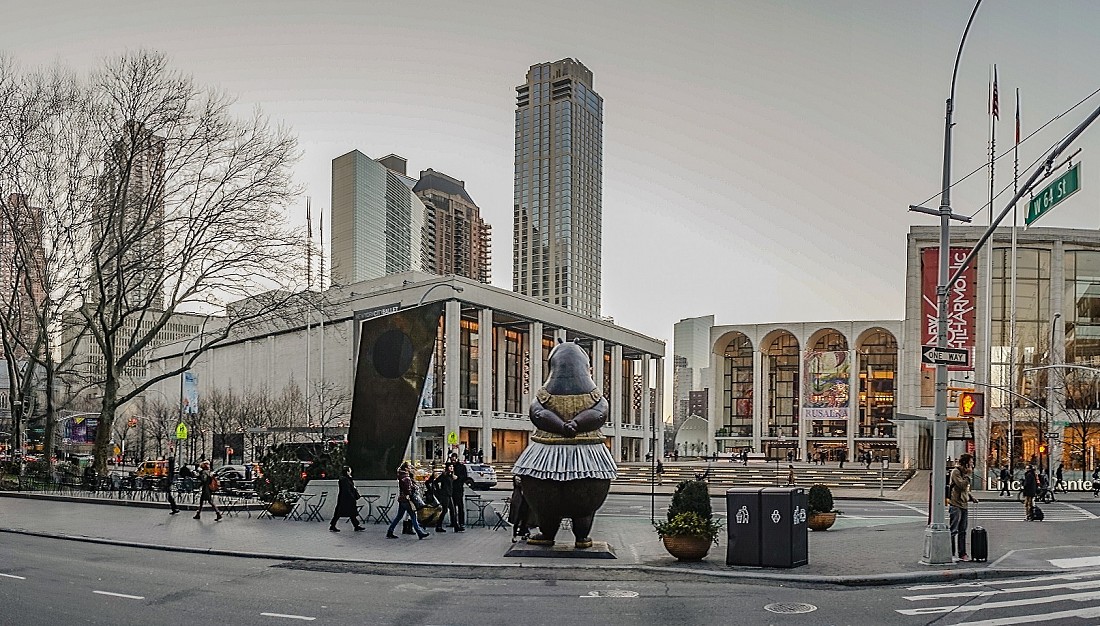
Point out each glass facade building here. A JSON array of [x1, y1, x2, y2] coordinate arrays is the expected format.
[[513, 59, 603, 317], [330, 150, 426, 284]]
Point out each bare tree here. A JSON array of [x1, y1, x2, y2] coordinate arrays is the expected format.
[[1057, 367, 1100, 480], [1, 51, 308, 474]]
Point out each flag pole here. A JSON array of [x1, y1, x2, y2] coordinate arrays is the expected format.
[[981, 65, 998, 484], [1009, 89, 1020, 476], [305, 196, 312, 428]]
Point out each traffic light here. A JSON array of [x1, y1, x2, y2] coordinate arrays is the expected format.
[[957, 391, 985, 418], [1039, 443, 1047, 455]]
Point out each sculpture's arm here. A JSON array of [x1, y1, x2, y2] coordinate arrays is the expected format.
[[564, 397, 608, 435], [530, 397, 569, 435]]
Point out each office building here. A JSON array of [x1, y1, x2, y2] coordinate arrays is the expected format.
[[513, 58, 603, 317], [673, 315, 714, 429], [413, 169, 492, 283], [330, 151, 427, 285]]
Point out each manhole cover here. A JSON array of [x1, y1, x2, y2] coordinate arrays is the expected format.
[[582, 590, 640, 598], [764, 602, 817, 614]]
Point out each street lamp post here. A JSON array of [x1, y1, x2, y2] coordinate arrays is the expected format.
[[919, 0, 983, 566], [178, 317, 212, 465]]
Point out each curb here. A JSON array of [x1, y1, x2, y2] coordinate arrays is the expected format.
[[0, 491, 265, 512], [0, 526, 1055, 587]]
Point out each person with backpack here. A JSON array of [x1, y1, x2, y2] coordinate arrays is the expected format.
[[948, 453, 977, 561], [193, 461, 222, 521], [1023, 463, 1038, 521]]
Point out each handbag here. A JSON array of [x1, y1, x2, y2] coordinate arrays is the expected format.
[[411, 485, 427, 509]]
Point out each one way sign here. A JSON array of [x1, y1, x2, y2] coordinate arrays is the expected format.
[[921, 345, 970, 367]]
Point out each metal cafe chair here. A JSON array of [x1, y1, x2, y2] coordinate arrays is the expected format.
[[374, 493, 396, 525], [304, 492, 328, 522]]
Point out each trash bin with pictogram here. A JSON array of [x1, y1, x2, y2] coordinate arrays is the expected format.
[[760, 487, 808, 568], [725, 487, 763, 566]]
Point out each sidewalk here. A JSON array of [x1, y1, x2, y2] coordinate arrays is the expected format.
[[1, 489, 1089, 586]]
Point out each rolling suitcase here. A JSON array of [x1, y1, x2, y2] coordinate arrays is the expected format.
[[970, 526, 988, 562]]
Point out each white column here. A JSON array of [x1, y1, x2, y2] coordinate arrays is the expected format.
[[652, 356, 664, 459], [753, 349, 764, 454], [592, 339, 605, 391], [847, 347, 857, 461], [639, 354, 651, 463], [554, 328, 568, 344], [798, 348, 808, 461], [478, 307, 493, 462], [610, 344, 623, 462], [444, 299, 461, 456]]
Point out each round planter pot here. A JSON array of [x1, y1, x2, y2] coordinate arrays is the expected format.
[[268, 500, 292, 517], [662, 535, 712, 561], [808, 511, 837, 531]]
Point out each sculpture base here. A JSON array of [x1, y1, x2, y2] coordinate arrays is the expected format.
[[505, 540, 617, 559]]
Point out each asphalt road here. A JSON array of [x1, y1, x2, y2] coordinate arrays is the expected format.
[[9, 531, 1100, 625]]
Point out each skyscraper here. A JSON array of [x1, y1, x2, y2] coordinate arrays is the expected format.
[[413, 169, 492, 284], [0, 193, 47, 358], [673, 315, 715, 429], [330, 150, 427, 285], [513, 59, 603, 317], [97, 121, 165, 311]]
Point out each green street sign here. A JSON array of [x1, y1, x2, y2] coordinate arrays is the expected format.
[[1026, 163, 1080, 226], [175, 422, 189, 440]]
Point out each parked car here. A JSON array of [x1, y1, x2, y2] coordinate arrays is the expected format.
[[134, 460, 168, 478], [213, 463, 261, 481], [465, 463, 497, 489]]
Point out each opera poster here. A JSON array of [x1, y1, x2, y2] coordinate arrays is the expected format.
[[803, 350, 850, 420]]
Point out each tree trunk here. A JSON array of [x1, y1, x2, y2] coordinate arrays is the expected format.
[[93, 377, 120, 476]]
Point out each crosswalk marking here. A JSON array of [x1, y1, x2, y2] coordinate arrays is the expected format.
[[1050, 555, 1100, 568], [897, 572, 1100, 624]]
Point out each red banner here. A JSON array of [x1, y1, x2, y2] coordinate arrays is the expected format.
[[921, 247, 976, 371]]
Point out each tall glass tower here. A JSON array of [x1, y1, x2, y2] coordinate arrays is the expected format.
[[513, 59, 603, 317]]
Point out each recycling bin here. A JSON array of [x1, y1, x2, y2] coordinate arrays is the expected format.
[[760, 487, 808, 568], [725, 487, 763, 566]]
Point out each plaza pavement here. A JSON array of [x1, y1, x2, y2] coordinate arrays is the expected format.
[[3, 473, 1099, 586]]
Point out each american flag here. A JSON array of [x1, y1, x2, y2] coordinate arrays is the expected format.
[[991, 66, 999, 120]]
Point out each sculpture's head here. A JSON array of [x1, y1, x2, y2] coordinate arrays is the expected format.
[[544, 338, 596, 395]]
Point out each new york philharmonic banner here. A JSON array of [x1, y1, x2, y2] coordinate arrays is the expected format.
[[921, 247, 976, 371]]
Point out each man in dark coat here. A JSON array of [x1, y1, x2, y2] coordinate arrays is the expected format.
[[1023, 463, 1038, 521], [330, 466, 364, 531], [449, 452, 468, 531], [431, 464, 457, 533]]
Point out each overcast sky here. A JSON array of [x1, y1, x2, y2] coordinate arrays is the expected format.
[[8, 0, 1100, 349]]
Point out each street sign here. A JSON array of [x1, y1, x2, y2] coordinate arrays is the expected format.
[[1046, 432, 1061, 440], [447, 431, 458, 445], [175, 422, 189, 440], [921, 345, 970, 367], [1026, 163, 1080, 226]]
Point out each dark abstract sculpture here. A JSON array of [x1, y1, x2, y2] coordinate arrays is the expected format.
[[346, 303, 443, 479], [513, 339, 616, 549]]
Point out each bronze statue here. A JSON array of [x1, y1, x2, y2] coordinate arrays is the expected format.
[[512, 339, 616, 549]]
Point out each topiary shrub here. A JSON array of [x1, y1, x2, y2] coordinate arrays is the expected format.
[[807, 483, 834, 514], [667, 478, 712, 521]]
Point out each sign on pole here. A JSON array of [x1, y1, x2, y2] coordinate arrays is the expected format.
[[921, 345, 970, 367], [175, 422, 189, 440], [1026, 163, 1080, 226]]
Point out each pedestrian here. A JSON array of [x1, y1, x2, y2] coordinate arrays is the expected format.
[[656, 460, 664, 485], [1055, 463, 1065, 493], [166, 452, 180, 515], [431, 463, 457, 533], [386, 462, 430, 540], [741, 448, 749, 466], [839, 449, 846, 469], [508, 474, 533, 541], [1023, 463, 1038, 521], [193, 461, 222, 521], [329, 466, 365, 532], [998, 465, 1011, 497], [865, 451, 873, 470], [448, 452, 468, 531], [1092, 467, 1100, 497], [948, 453, 977, 561], [786, 464, 795, 486]]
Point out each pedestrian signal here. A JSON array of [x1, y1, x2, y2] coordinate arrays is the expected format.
[[1039, 444, 1047, 454], [957, 391, 985, 418]]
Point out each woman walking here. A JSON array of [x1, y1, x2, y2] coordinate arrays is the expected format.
[[193, 461, 222, 521], [386, 462, 430, 540], [330, 466, 365, 532]]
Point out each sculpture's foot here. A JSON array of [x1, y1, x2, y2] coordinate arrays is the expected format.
[[574, 538, 593, 549], [527, 534, 555, 546]]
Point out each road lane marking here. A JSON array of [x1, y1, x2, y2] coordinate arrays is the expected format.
[[0, 573, 26, 580], [896, 590, 1100, 615], [1061, 502, 1098, 519], [903, 578, 1100, 600], [260, 612, 316, 621], [93, 590, 145, 600], [952, 604, 1100, 625], [1050, 555, 1100, 568]]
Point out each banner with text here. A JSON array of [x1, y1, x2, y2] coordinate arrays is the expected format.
[[803, 350, 850, 420], [921, 247, 976, 371]]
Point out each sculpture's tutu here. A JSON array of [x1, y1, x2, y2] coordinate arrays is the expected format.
[[512, 436, 618, 482]]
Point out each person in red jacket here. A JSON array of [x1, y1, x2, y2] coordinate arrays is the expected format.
[[386, 462, 429, 540]]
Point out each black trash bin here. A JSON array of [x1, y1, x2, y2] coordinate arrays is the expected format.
[[726, 487, 763, 566], [760, 487, 808, 568]]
